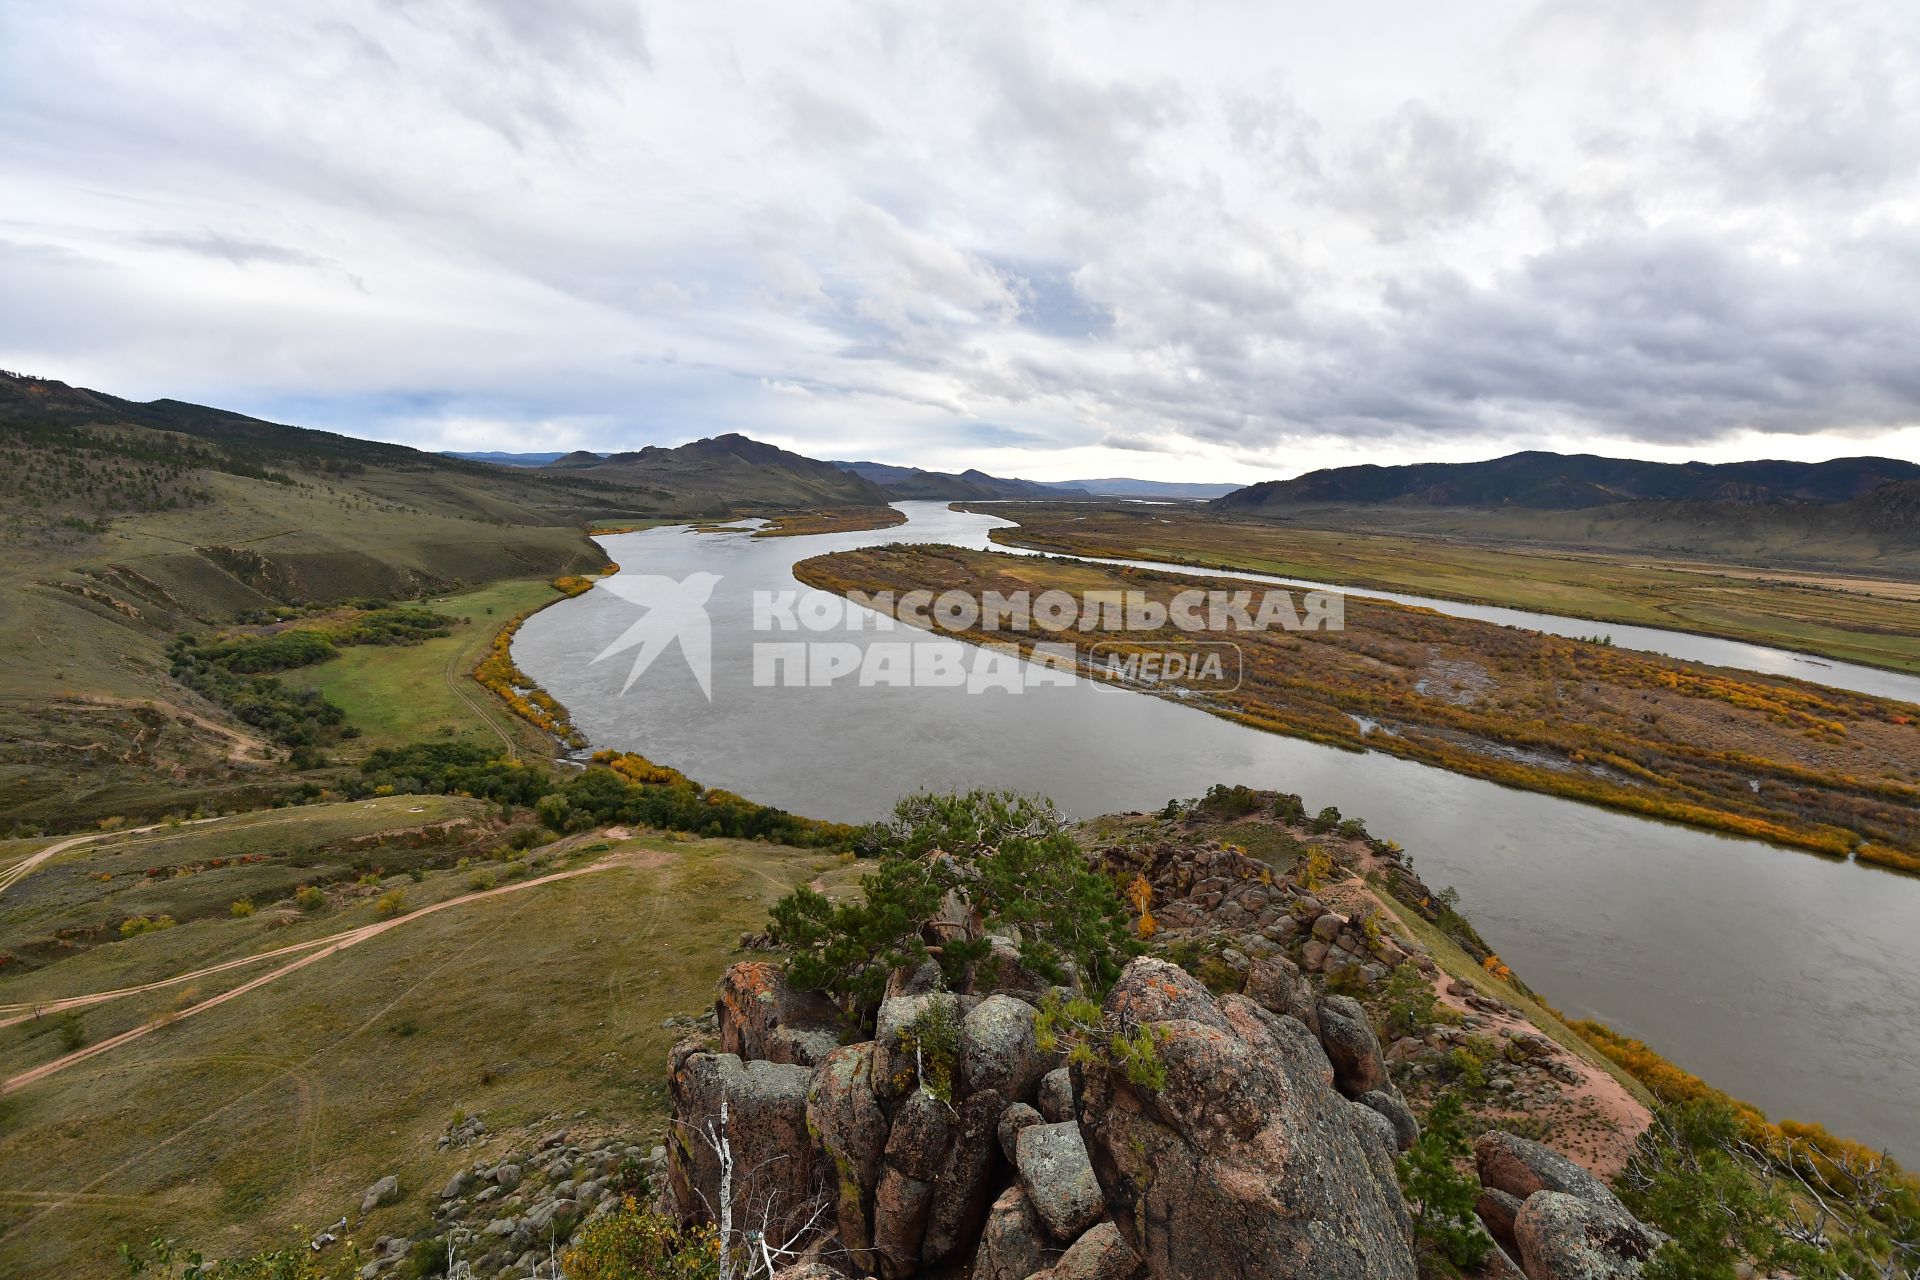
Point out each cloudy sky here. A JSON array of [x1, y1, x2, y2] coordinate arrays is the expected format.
[[3, 0, 1919, 482]]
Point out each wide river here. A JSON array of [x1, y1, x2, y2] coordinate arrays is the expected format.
[[516, 501, 1920, 1160]]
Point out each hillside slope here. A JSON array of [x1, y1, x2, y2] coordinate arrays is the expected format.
[[1213, 451, 1920, 575], [564, 434, 894, 512], [1218, 450, 1920, 511], [0, 374, 892, 831]]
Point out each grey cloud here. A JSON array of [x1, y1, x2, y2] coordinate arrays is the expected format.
[[772, 79, 879, 152], [6, 0, 1919, 469], [1690, 9, 1920, 204], [996, 260, 1115, 339], [1334, 106, 1513, 240], [970, 22, 1191, 216], [140, 230, 334, 270]]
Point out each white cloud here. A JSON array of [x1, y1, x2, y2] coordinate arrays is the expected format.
[[2, 0, 1918, 482]]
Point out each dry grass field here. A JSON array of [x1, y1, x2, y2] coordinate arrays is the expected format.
[[0, 801, 863, 1277], [977, 503, 1920, 674]]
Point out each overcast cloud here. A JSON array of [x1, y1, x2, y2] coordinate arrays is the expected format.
[[2, 0, 1918, 480]]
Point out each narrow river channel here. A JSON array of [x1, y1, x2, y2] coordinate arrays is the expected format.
[[514, 501, 1920, 1160]]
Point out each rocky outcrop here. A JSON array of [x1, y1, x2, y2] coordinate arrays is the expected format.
[[921, 1087, 1006, 1264], [412, 1127, 661, 1279], [1037, 1220, 1142, 1279], [1477, 1131, 1629, 1217], [807, 1042, 888, 1272], [1095, 836, 1418, 989], [1316, 993, 1390, 1097], [1514, 1191, 1661, 1279], [1473, 1131, 1664, 1280], [1357, 1088, 1420, 1152], [1016, 1122, 1106, 1241], [1477, 1185, 1525, 1257], [999, 1101, 1044, 1162], [1241, 954, 1319, 1035], [672, 958, 1199, 1280], [360, 1175, 400, 1215], [1037, 1066, 1075, 1123], [975, 1184, 1064, 1280], [716, 960, 843, 1067], [1074, 958, 1416, 1279], [667, 1043, 819, 1248], [961, 993, 1052, 1101]]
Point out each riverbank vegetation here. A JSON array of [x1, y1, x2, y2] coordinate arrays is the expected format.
[[749, 505, 906, 538], [350, 743, 856, 849], [796, 544, 1920, 868], [973, 502, 1920, 675]]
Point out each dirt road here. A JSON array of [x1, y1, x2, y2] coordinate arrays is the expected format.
[[1, 857, 627, 1095]]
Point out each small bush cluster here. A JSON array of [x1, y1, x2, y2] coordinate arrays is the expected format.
[[1397, 1091, 1491, 1270], [168, 643, 345, 750], [768, 791, 1138, 1023], [351, 743, 854, 849], [560, 1199, 720, 1280], [1035, 990, 1167, 1093], [120, 915, 178, 938], [900, 1000, 962, 1103]]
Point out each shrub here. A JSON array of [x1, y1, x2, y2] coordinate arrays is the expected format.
[[1194, 782, 1261, 820], [1443, 1035, 1501, 1096], [195, 629, 337, 673], [900, 1000, 962, 1103], [168, 641, 346, 749], [118, 1232, 342, 1279], [1397, 1091, 1491, 1270], [119, 915, 177, 938], [294, 885, 325, 911], [405, 1237, 449, 1279], [467, 869, 499, 892], [351, 744, 854, 849], [1036, 990, 1167, 1092], [560, 1199, 720, 1280], [1378, 962, 1438, 1040], [535, 792, 574, 832], [1623, 1102, 1814, 1280], [769, 791, 1138, 1021], [230, 898, 255, 918], [1298, 846, 1334, 892], [56, 1011, 85, 1052], [374, 890, 406, 919]]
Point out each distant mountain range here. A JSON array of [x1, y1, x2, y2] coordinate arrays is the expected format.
[[830, 460, 1086, 500], [446, 451, 1238, 502], [1058, 478, 1240, 500], [1216, 450, 1920, 512], [548, 434, 893, 510], [444, 450, 572, 466]]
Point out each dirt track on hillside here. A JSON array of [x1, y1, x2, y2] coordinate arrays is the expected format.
[[2, 856, 631, 1095]]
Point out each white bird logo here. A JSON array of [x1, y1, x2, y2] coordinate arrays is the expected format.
[[589, 572, 722, 699]]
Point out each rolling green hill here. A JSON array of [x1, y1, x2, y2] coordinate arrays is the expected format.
[[0, 373, 897, 833]]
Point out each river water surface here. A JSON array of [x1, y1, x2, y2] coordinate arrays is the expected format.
[[514, 501, 1920, 1160]]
